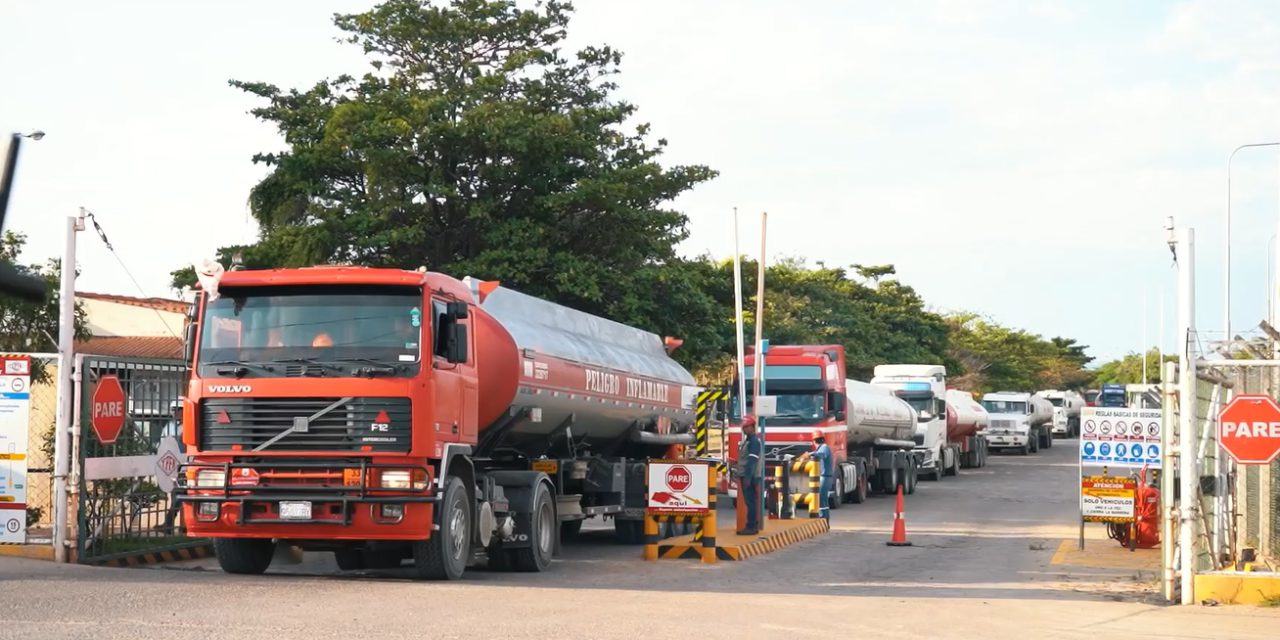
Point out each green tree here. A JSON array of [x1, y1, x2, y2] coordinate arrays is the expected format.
[[172, 0, 715, 344], [1092, 348, 1172, 385], [944, 313, 1092, 394], [698, 257, 949, 383]]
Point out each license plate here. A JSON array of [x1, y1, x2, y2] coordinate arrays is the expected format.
[[279, 501, 312, 520]]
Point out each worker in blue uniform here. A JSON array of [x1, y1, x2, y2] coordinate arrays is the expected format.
[[736, 416, 764, 535], [799, 429, 833, 520]]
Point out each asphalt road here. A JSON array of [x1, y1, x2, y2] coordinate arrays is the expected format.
[[3, 439, 1278, 639]]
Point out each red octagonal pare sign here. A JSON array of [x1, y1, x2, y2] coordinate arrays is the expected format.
[[91, 375, 127, 445], [1218, 394, 1280, 465], [666, 465, 692, 492]]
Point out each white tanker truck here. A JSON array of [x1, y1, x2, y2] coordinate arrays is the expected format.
[[980, 391, 1054, 455]]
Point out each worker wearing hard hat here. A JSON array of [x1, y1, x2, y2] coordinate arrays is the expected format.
[[735, 416, 763, 536], [798, 429, 833, 520]]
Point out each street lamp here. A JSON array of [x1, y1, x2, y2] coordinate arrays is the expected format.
[[21, 130, 45, 141], [1226, 142, 1280, 342]]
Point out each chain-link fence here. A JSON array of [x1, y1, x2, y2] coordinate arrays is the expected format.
[[18, 354, 58, 543]]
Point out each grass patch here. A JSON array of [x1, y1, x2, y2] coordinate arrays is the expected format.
[[1259, 592, 1280, 608]]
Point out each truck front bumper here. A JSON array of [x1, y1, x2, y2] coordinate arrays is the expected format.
[[176, 459, 438, 541], [982, 433, 1029, 448]]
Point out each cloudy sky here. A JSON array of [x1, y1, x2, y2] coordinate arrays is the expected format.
[[4, 0, 1280, 365]]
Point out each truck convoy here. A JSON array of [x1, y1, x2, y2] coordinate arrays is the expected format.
[[870, 365, 959, 480], [176, 266, 701, 579], [980, 391, 1053, 455], [726, 345, 919, 505], [944, 389, 990, 468], [1036, 389, 1084, 438]]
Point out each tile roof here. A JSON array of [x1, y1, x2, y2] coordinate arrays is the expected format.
[[75, 336, 184, 360], [78, 292, 187, 315]]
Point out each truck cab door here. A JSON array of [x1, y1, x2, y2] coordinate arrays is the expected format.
[[431, 299, 466, 443]]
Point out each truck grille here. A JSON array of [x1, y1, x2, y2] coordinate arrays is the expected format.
[[200, 397, 412, 453], [990, 419, 1018, 433]]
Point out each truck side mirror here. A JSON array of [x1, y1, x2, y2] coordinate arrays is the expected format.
[[829, 391, 846, 421], [446, 323, 468, 363], [447, 301, 469, 320], [183, 323, 196, 366]]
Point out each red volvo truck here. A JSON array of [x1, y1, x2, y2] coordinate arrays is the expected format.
[[176, 266, 698, 579], [724, 345, 918, 506]]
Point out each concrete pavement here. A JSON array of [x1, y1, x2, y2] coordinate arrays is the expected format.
[[2, 438, 1277, 639]]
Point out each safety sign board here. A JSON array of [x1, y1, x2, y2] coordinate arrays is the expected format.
[[1080, 407, 1161, 469], [1081, 475, 1137, 523], [646, 461, 710, 515], [0, 355, 32, 543]]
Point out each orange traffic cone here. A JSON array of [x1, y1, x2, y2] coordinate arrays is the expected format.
[[886, 483, 912, 547]]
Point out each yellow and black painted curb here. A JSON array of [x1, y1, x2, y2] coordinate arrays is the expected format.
[[656, 518, 829, 562], [92, 543, 214, 567]]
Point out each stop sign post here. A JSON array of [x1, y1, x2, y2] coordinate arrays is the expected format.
[[91, 375, 127, 445], [1218, 394, 1280, 465]]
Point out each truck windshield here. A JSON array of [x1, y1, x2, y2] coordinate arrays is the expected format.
[[982, 400, 1027, 414], [1045, 398, 1064, 407], [729, 392, 825, 424], [198, 285, 423, 370]]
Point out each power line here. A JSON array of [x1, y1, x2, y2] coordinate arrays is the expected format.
[[82, 210, 183, 341]]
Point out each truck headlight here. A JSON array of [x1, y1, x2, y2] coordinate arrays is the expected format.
[[379, 469, 427, 490], [193, 469, 226, 488]]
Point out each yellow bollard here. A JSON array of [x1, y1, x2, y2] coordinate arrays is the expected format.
[[807, 461, 821, 518], [643, 515, 658, 561], [701, 464, 717, 564]]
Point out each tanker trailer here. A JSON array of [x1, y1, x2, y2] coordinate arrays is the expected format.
[[178, 266, 699, 580], [844, 380, 921, 495], [945, 389, 990, 468]]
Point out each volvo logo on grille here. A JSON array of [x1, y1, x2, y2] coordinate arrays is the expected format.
[[207, 384, 253, 394]]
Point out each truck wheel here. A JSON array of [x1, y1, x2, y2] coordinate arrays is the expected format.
[[906, 463, 917, 495], [214, 538, 275, 575], [829, 476, 842, 510], [412, 475, 470, 580], [850, 474, 867, 504], [1041, 432, 1053, 449], [945, 451, 959, 476], [511, 482, 555, 572], [614, 518, 644, 545], [560, 519, 584, 541]]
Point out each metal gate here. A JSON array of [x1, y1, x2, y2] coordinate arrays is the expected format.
[[76, 355, 206, 564]]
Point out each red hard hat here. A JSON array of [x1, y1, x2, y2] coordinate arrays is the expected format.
[[741, 415, 757, 427], [811, 429, 824, 440]]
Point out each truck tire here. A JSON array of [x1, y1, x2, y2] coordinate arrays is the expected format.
[[829, 475, 842, 511], [849, 474, 867, 504], [511, 482, 555, 572], [945, 450, 959, 477], [412, 475, 470, 580], [906, 462, 917, 495], [215, 538, 275, 575], [1041, 431, 1053, 449], [1020, 441, 1030, 456]]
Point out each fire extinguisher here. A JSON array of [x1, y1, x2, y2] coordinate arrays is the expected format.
[[1107, 466, 1161, 549]]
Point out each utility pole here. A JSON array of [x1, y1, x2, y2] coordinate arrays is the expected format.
[[52, 208, 85, 562]]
